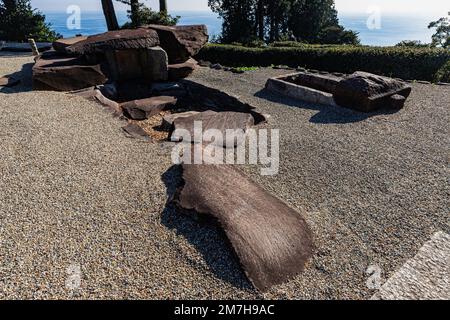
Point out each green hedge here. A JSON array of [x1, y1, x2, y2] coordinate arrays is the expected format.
[[196, 44, 450, 81], [434, 60, 450, 83]]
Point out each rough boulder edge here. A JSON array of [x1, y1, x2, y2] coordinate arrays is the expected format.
[[32, 52, 107, 91], [53, 36, 88, 54], [145, 24, 208, 63], [333, 71, 412, 112], [66, 29, 160, 56], [173, 163, 315, 292]]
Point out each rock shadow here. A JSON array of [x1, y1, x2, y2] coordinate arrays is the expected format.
[[160, 165, 254, 292], [0, 62, 34, 94], [255, 88, 400, 124]]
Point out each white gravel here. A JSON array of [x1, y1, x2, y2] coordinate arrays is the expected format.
[[0, 56, 449, 299]]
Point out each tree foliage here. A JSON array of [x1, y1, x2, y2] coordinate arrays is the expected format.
[[428, 12, 450, 48], [115, 0, 178, 28], [208, 0, 359, 45], [0, 0, 60, 42]]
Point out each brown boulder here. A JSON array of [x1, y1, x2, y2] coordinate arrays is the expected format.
[[121, 96, 177, 120], [168, 58, 197, 80], [32, 52, 107, 91], [333, 71, 412, 112], [171, 110, 255, 147], [105, 47, 168, 82], [173, 163, 315, 292], [66, 29, 160, 56], [52, 36, 87, 53], [145, 25, 208, 63]]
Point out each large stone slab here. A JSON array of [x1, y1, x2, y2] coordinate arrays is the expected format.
[[32, 52, 107, 91], [173, 164, 315, 291], [121, 96, 177, 120], [53, 36, 88, 54], [170, 110, 255, 147], [145, 25, 208, 63], [66, 29, 160, 56], [105, 47, 168, 82], [333, 71, 412, 112]]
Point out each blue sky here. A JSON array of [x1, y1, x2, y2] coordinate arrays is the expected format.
[[31, 0, 450, 15]]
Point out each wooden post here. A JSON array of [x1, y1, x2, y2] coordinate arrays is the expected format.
[[28, 39, 39, 56]]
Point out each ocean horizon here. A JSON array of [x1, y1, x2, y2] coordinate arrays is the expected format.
[[42, 10, 438, 47]]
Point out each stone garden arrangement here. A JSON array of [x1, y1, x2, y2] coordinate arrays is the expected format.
[[30, 25, 315, 292], [27, 24, 414, 292]]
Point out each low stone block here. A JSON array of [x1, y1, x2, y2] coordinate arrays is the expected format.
[[121, 96, 177, 120]]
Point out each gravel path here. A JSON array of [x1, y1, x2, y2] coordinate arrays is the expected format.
[[0, 57, 449, 299]]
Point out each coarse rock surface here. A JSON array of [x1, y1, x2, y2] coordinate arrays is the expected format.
[[66, 29, 160, 56], [333, 71, 412, 112], [174, 163, 314, 292], [145, 25, 208, 63], [170, 110, 255, 147], [0, 55, 449, 299], [105, 47, 168, 82], [33, 51, 107, 91], [53, 36, 88, 54], [121, 96, 177, 120]]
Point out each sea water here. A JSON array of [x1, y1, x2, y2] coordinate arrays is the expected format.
[[43, 10, 438, 47]]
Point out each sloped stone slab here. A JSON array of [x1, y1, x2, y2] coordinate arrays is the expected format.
[[333, 71, 412, 112], [162, 111, 200, 130], [171, 110, 254, 147], [121, 96, 177, 120], [66, 29, 160, 56], [122, 123, 151, 141], [33, 52, 107, 91], [173, 163, 315, 291], [145, 25, 208, 63], [53, 36, 87, 53]]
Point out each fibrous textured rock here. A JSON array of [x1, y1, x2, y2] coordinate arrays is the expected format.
[[333, 71, 412, 112], [173, 163, 315, 292], [66, 29, 160, 56]]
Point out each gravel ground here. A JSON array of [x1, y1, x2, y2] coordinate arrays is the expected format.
[[0, 56, 449, 299]]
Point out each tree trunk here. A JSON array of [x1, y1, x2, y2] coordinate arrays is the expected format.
[[130, 0, 140, 26], [159, 0, 168, 14], [256, 0, 264, 40], [101, 0, 119, 31]]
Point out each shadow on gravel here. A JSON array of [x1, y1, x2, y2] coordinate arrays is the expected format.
[[160, 165, 254, 292], [0, 62, 34, 94], [255, 88, 400, 124]]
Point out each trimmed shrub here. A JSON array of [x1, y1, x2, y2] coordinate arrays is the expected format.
[[196, 44, 450, 81], [434, 60, 450, 83]]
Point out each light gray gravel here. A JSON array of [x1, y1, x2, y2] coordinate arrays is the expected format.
[[0, 57, 449, 299]]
